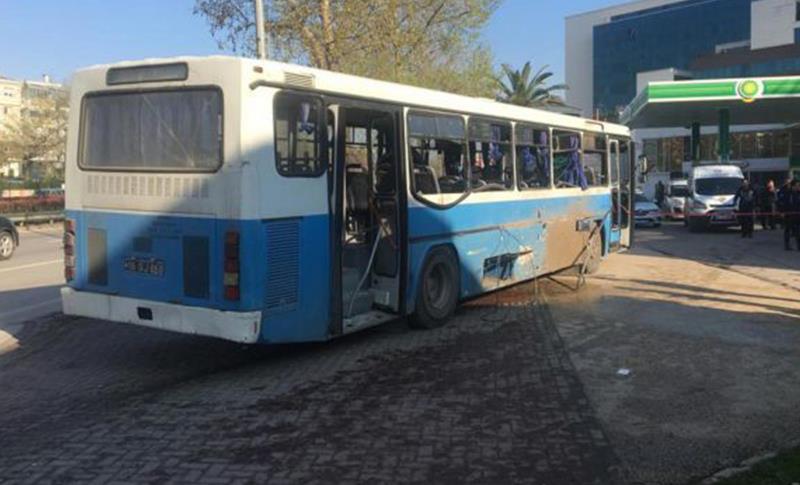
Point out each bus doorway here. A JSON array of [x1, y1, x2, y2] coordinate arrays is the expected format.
[[329, 103, 404, 335], [609, 139, 633, 250]]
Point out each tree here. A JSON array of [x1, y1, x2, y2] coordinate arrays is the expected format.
[[496, 62, 567, 108], [0, 90, 68, 180], [194, 0, 499, 97]]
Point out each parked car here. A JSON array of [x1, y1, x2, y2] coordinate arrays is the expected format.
[[0, 217, 19, 260], [634, 194, 662, 228]]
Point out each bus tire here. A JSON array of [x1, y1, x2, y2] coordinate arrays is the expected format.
[[410, 246, 459, 330]]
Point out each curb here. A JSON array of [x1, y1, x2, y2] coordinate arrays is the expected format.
[[701, 439, 800, 484]]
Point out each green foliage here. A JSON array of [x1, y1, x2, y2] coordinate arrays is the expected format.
[[1, 92, 68, 164], [194, 0, 500, 97], [496, 61, 567, 108], [711, 447, 800, 485]]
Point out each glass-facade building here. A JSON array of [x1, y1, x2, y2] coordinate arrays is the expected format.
[[566, 0, 800, 191], [593, 0, 753, 113], [592, 0, 800, 115]]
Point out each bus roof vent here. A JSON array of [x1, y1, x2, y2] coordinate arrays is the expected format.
[[283, 72, 315, 89]]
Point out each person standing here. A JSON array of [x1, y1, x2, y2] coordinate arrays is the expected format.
[[734, 179, 756, 238], [655, 180, 666, 208], [759, 179, 777, 230], [785, 180, 800, 251], [777, 177, 793, 230]]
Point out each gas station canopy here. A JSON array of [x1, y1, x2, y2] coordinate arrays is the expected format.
[[621, 76, 800, 128]]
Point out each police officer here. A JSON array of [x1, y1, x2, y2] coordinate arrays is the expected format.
[[787, 180, 800, 251], [759, 180, 777, 230], [734, 179, 756, 238], [777, 177, 793, 231]]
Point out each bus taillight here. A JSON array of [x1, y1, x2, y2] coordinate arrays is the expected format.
[[223, 231, 240, 301], [64, 218, 76, 282]]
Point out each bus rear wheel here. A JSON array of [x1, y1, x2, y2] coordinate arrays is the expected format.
[[410, 247, 459, 330]]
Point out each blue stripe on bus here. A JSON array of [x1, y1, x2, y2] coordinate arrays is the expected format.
[[404, 193, 612, 313], [67, 191, 613, 344]]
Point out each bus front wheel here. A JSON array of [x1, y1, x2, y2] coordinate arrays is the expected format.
[[410, 247, 459, 330]]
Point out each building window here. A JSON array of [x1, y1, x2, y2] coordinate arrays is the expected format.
[[796, 1, 800, 22]]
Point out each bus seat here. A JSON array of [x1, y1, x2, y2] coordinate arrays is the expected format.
[[413, 165, 440, 194], [374, 153, 395, 194]]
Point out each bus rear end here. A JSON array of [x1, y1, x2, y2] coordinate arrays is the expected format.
[[61, 58, 262, 343]]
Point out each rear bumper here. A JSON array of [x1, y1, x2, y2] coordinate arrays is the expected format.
[[696, 210, 738, 226], [61, 287, 262, 344]]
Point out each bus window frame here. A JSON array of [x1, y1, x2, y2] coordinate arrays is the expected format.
[[467, 117, 514, 191], [514, 122, 554, 191], [406, 109, 470, 209], [77, 85, 225, 174], [274, 90, 328, 178], [582, 132, 610, 188], [552, 129, 584, 189]]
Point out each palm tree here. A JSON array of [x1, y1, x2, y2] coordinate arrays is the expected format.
[[496, 62, 568, 107]]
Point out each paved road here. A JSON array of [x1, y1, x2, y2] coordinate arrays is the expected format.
[[0, 222, 798, 484], [548, 222, 800, 484], [0, 224, 63, 337]]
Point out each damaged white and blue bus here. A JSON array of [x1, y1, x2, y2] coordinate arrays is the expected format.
[[61, 57, 634, 344]]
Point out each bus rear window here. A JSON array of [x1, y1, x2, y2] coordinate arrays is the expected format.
[[80, 89, 222, 171]]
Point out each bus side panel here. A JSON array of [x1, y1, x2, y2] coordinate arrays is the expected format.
[[257, 214, 331, 343], [406, 193, 611, 313], [65, 209, 332, 343]]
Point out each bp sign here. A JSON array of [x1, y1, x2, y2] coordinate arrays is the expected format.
[[736, 79, 763, 103]]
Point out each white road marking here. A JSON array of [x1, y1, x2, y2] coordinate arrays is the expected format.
[[0, 297, 62, 320], [0, 259, 63, 274]]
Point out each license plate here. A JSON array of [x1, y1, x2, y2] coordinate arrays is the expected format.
[[123, 257, 165, 277], [713, 212, 734, 221]]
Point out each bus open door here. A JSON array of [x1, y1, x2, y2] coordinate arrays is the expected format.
[[609, 139, 633, 251]]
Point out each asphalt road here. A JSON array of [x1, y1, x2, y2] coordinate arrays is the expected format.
[[0, 224, 63, 333]]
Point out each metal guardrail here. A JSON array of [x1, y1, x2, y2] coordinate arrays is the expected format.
[[6, 211, 64, 225]]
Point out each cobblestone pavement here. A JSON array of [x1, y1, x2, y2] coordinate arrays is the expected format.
[[0, 292, 618, 484]]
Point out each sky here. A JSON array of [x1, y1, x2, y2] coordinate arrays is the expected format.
[[0, 0, 622, 85]]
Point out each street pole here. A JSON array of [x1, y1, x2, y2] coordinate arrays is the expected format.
[[254, 0, 267, 60]]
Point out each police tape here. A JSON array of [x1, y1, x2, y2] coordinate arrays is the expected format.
[[631, 209, 800, 219]]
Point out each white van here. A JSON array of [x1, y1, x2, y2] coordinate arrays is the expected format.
[[664, 179, 689, 219], [685, 165, 744, 232]]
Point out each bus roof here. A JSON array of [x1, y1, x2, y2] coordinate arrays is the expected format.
[[74, 56, 630, 138]]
